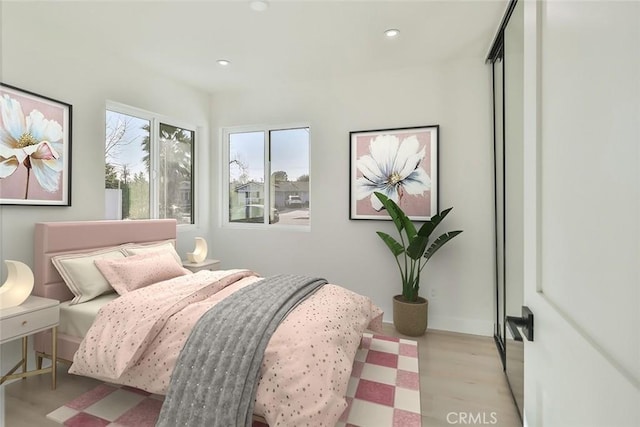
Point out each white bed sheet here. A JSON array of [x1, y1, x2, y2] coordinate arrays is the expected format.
[[59, 293, 119, 337]]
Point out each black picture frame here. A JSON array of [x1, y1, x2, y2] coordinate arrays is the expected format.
[[349, 125, 438, 221]]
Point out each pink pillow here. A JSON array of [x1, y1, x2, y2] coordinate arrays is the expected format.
[[95, 251, 188, 295]]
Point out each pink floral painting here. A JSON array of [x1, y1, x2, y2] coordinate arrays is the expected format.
[[350, 126, 438, 221], [0, 84, 71, 205]]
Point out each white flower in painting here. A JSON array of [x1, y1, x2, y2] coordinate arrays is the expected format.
[[356, 134, 431, 211], [0, 143, 22, 178], [0, 94, 63, 193]]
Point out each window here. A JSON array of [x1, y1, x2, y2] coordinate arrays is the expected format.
[[104, 103, 195, 225], [224, 126, 310, 227]]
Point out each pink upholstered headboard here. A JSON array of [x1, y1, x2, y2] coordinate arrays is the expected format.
[[33, 219, 177, 301]]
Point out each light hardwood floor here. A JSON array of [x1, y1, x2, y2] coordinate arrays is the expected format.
[[3, 326, 521, 427]]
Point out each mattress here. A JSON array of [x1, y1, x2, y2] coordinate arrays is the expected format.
[[59, 293, 119, 337]]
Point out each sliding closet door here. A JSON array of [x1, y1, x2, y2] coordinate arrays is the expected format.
[[493, 54, 506, 357], [489, 0, 525, 421], [503, 0, 524, 419]]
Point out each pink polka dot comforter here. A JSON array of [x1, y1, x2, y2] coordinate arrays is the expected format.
[[69, 269, 383, 426]]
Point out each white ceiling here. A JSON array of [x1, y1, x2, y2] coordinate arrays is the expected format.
[[21, 0, 507, 93]]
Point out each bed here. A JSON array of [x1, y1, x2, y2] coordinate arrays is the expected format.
[[32, 219, 383, 426]]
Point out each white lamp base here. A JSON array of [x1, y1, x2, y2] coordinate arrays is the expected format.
[[186, 237, 208, 263], [0, 260, 34, 309]]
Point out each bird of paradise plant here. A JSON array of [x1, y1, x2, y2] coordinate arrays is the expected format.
[[374, 191, 462, 303]]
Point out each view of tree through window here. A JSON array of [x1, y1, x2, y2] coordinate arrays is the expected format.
[[104, 107, 194, 224], [227, 126, 309, 226], [105, 111, 150, 220], [229, 131, 265, 224], [159, 123, 194, 223]]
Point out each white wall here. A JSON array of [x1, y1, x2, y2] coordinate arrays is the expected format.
[[211, 59, 496, 335], [0, 2, 211, 370]]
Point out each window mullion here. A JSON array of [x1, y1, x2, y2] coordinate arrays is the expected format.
[[264, 130, 270, 225], [149, 118, 160, 219], [222, 129, 230, 224]]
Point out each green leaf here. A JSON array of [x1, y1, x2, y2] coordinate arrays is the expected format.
[[374, 191, 418, 241], [406, 235, 428, 259], [417, 207, 453, 240], [423, 230, 463, 261], [374, 192, 404, 233], [376, 231, 404, 257], [398, 208, 417, 241]]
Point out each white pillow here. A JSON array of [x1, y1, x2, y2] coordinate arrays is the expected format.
[[122, 240, 182, 264], [52, 248, 126, 305]]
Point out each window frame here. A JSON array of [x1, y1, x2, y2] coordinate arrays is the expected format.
[[105, 100, 198, 229], [221, 123, 311, 231]]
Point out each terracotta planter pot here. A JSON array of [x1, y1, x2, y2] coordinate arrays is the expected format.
[[392, 295, 428, 336]]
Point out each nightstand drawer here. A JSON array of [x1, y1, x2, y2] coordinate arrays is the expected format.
[[0, 306, 59, 343]]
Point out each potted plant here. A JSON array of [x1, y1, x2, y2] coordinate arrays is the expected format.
[[374, 191, 462, 336]]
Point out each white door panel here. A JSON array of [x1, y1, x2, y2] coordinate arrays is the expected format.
[[538, 0, 639, 381], [522, 0, 640, 426], [526, 297, 639, 427]]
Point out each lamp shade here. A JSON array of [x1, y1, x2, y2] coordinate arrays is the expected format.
[[0, 260, 34, 309], [186, 237, 208, 263]]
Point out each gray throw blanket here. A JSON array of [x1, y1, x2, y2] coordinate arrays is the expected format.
[[156, 274, 327, 427]]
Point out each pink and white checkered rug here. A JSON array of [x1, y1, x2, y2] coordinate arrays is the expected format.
[[47, 333, 421, 427]]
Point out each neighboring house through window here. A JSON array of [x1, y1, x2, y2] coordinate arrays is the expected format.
[[223, 125, 310, 227], [104, 102, 195, 225]]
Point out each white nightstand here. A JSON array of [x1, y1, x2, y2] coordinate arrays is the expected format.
[[182, 258, 220, 273], [0, 296, 60, 389]]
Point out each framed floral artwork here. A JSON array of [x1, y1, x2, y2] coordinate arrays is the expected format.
[[0, 83, 72, 206], [350, 125, 438, 221]]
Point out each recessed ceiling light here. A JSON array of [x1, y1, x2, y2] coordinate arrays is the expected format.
[[384, 29, 400, 38], [217, 59, 231, 66], [249, 0, 269, 12]]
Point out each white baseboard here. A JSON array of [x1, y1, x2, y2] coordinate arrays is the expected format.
[[381, 315, 494, 337]]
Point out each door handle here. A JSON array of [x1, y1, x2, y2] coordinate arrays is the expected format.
[[506, 306, 534, 342]]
